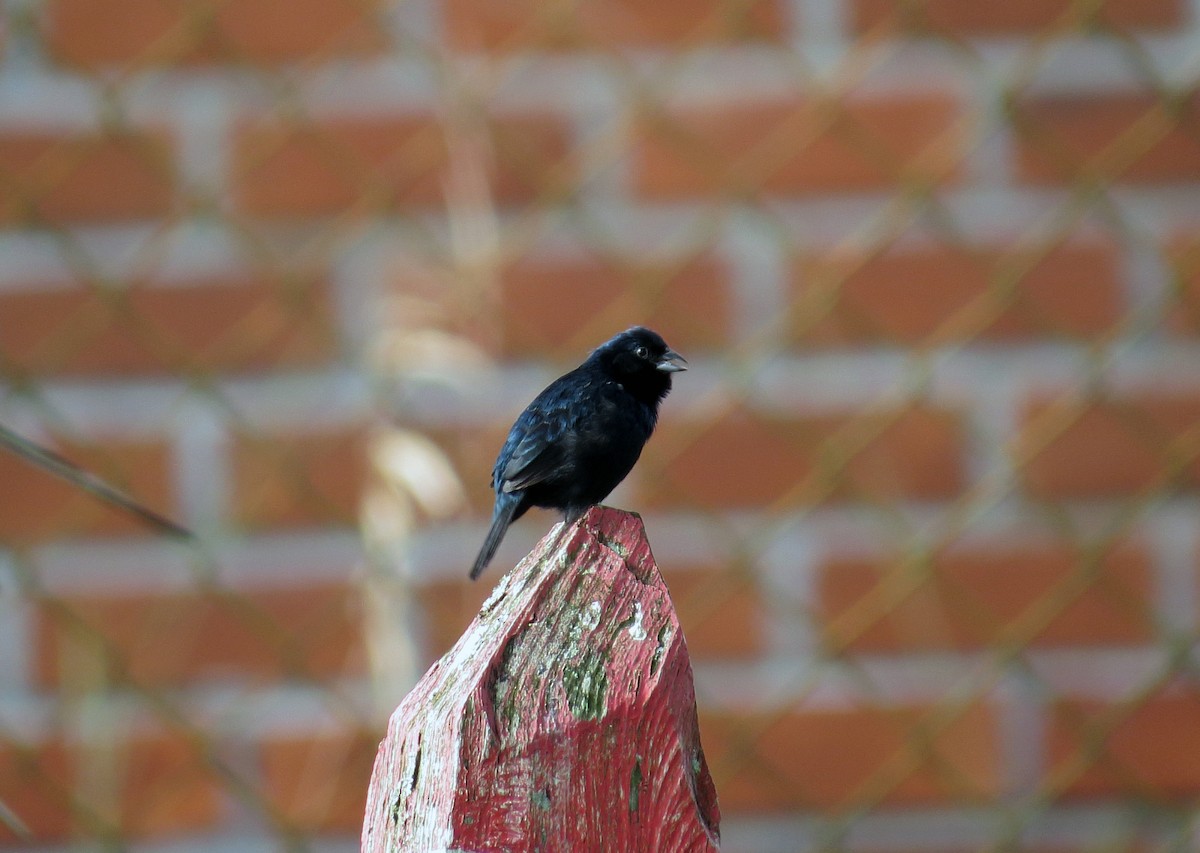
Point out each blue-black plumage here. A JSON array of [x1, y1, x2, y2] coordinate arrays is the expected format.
[[469, 327, 687, 580]]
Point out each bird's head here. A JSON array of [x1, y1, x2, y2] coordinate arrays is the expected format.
[[591, 327, 688, 404]]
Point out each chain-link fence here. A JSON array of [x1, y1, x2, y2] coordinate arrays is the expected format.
[[3, 0, 1200, 850]]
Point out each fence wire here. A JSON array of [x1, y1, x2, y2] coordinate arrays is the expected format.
[[2, 0, 1200, 851]]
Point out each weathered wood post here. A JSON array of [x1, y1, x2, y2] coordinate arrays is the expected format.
[[363, 506, 721, 852]]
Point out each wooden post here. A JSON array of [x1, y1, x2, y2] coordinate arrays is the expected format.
[[362, 506, 721, 852]]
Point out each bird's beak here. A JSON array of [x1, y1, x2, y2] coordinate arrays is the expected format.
[[656, 348, 688, 372]]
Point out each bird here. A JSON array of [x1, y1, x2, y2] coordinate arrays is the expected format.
[[469, 326, 687, 580]]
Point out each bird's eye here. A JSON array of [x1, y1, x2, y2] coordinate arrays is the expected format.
[[635, 346, 649, 359]]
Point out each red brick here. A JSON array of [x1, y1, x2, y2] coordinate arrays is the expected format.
[[413, 579, 489, 657], [638, 405, 965, 510], [634, 95, 962, 199], [261, 729, 380, 832], [45, 0, 383, 68], [851, 0, 1183, 36], [0, 438, 173, 544], [819, 542, 1152, 654], [701, 703, 997, 812], [0, 732, 219, 843], [234, 114, 572, 217], [36, 581, 365, 688], [869, 849, 1098, 853], [444, 0, 784, 52], [232, 427, 368, 528], [424, 423, 511, 519], [498, 254, 730, 358], [793, 240, 1122, 346], [1164, 233, 1200, 336], [0, 742, 73, 844], [1018, 395, 1200, 499], [1047, 693, 1200, 800], [0, 131, 175, 225], [662, 565, 764, 659], [416, 564, 763, 661], [1014, 92, 1200, 185], [435, 404, 962, 518], [0, 276, 337, 378]]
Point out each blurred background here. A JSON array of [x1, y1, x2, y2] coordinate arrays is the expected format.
[[2, 0, 1200, 851]]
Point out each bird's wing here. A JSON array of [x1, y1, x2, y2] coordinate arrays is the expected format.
[[497, 419, 572, 493], [493, 374, 589, 494]]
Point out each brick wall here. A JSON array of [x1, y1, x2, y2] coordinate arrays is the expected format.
[[3, 0, 1200, 851], [0, 0, 379, 845]]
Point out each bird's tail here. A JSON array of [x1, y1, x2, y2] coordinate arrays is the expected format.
[[469, 496, 520, 580]]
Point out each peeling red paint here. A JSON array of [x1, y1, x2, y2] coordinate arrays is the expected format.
[[363, 506, 721, 851]]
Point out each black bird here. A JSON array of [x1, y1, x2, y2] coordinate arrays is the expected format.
[[469, 327, 687, 580]]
